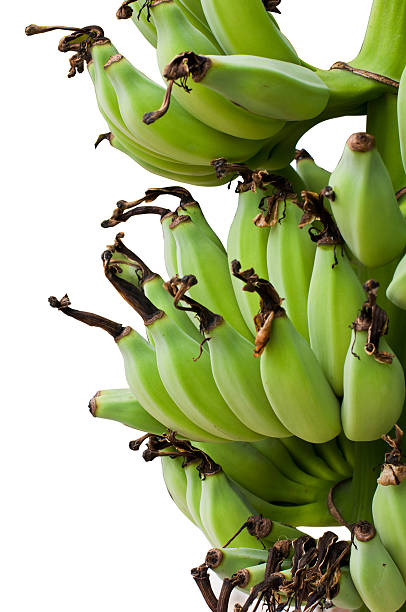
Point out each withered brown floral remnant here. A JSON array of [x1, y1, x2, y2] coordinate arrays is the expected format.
[[378, 425, 406, 486]]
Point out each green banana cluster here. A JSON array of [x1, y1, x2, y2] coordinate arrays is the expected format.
[[27, 1, 406, 609]]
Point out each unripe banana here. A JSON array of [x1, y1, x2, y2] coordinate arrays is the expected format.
[[171, 0, 223, 51], [89, 387, 166, 434], [329, 132, 406, 266], [200, 0, 299, 62], [372, 427, 406, 581], [164, 52, 328, 122], [103, 53, 265, 164], [184, 460, 208, 535], [175, 200, 225, 253], [171, 215, 252, 340], [151, 1, 284, 139], [266, 196, 316, 341], [116, 1, 158, 47], [161, 455, 195, 523], [205, 547, 268, 580], [387, 252, 406, 310], [349, 522, 406, 612], [280, 437, 342, 481], [231, 263, 341, 443], [342, 281, 405, 441], [294, 149, 331, 194], [331, 565, 363, 610]]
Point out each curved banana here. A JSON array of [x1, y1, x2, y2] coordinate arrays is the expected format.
[[232, 264, 341, 443], [387, 252, 406, 310], [200, 0, 299, 62], [329, 132, 406, 267], [227, 187, 271, 336], [342, 282, 405, 441], [331, 566, 363, 611], [195, 441, 325, 505], [372, 428, 406, 581], [400, 65, 406, 173], [171, 215, 252, 340], [104, 266, 262, 441], [164, 52, 329, 122], [117, 1, 158, 47], [266, 196, 316, 341], [49, 295, 221, 442], [294, 149, 331, 194], [315, 440, 353, 479], [184, 460, 209, 535], [161, 455, 195, 523], [103, 52, 265, 164], [349, 522, 406, 612], [89, 387, 166, 434], [280, 437, 342, 482], [205, 547, 268, 580], [172, 0, 222, 50], [175, 200, 225, 253], [151, 2, 285, 139]]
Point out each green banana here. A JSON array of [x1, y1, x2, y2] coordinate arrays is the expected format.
[[331, 565, 363, 611], [329, 132, 406, 267], [294, 149, 331, 194], [199, 468, 302, 549], [162, 212, 178, 279], [227, 186, 271, 336], [342, 282, 405, 441], [175, 200, 225, 253], [303, 190, 365, 396], [164, 52, 329, 122], [161, 455, 195, 523], [280, 437, 342, 482], [171, 0, 223, 51], [252, 438, 332, 488], [400, 65, 406, 173], [200, 0, 299, 62], [367, 93, 406, 192], [171, 276, 290, 438], [349, 522, 406, 612], [103, 53, 265, 164], [387, 252, 406, 310], [205, 547, 268, 580], [49, 295, 221, 442], [104, 266, 262, 441], [89, 387, 166, 434], [184, 460, 208, 535], [171, 215, 252, 340], [266, 196, 316, 341], [372, 428, 406, 581], [195, 441, 325, 505], [151, 2, 284, 139], [232, 263, 341, 443], [315, 439, 353, 479]]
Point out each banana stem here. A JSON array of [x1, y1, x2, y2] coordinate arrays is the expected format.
[[348, 440, 384, 523], [352, 0, 406, 80]]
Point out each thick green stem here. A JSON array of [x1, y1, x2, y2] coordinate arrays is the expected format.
[[348, 440, 385, 524], [352, 0, 406, 80]]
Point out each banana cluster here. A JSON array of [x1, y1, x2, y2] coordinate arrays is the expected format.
[[26, 1, 406, 610]]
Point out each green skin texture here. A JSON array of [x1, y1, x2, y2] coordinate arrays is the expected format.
[[208, 547, 269, 580], [307, 246, 365, 396], [203, 319, 290, 438], [161, 455, 194, 523], [184, 461, 207, 534], [148, 314, 261, 441], [295, 157, 331, 194], [227, 188, 270, 336], [103, 55, 264, 165], [349, 533, 406, 612], [400, 65, 406, 173], [116, 328, 223, 442], [373, 478, 406, 582], [191, 55, 330, 122], [171, 217, 252, 340], [176, 202, 225, 254], [129, 3, 158, 47], [200, 0, 299, 62], [260, 315, 341, 443], [367, 93, 406, 193], [387, 252, 406, 310], [195, 441, 327, 505], [331, 566, 363, 610], [161, 214, 178, 280], [266, 200, 316, 342], [91, 387, 165, 434], [314, 439, 353, 479], [329, 140, 406, 268], [199, 470, 302, 550], [152, 2, 285, 140], [342, 331, 405, 441], [171, 0, 223, 51], [280, 437, 342, 481]]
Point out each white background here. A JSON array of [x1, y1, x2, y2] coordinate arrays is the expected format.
[[2, 1, 372, 610]]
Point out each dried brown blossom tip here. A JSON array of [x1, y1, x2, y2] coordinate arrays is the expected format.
[[263, 0, 282, 13], [352, 521, 376, 542], [48, 294, 71, 309], [94, 132, 112, 148], [347, 132, 376, 153], [25, 24, 45, 36], [205, 548, 224, 569], [294, 148, 313, 162], [117, 0, 134, 19]]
